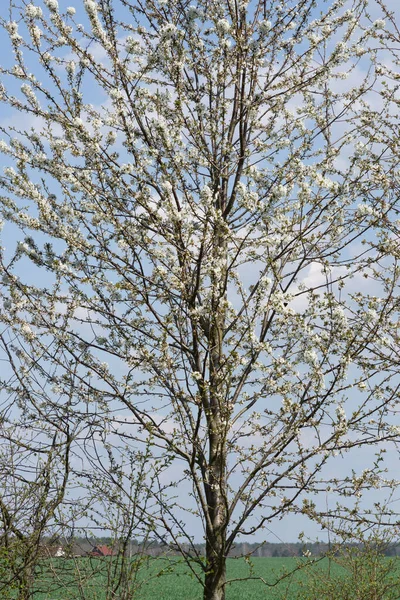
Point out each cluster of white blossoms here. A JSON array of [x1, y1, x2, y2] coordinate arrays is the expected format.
[[303, 349, 319, 366], [44, 0, 59, 11], [365, 309, 378, 323], [83, 0, 111, 48], [187, 6, 203, 21], [28, 23, 42, 45], [21, 322, 36, 341], [236, 181, 259, 211], [356, 203, 380, 218], [26, 4, 43, 19], [125, 36, 140, 54], [0, 140, 9, 154], [6, 21, 22, 44], [160, 23, 178, 39], [258, 19, 272, 34], [216, 18, 230, 35], [84, 0, 98, 13], [332, 305, 348, 330], [66, 60, 76, 76], [191, 371, 203, 382], [335, 405, 348, 435]]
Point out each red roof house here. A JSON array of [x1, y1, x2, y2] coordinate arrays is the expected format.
[[89, 545, 115, 557]]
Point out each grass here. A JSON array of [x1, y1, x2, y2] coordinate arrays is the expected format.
[[6, 554, 400, 599], [29, 556, 350, 599]]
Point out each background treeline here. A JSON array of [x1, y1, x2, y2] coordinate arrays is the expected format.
[[41, 537, 400, 558]]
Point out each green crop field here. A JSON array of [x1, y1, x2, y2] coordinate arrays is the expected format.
[[32, 556, 307, 599], [27, 555, 400, 600]]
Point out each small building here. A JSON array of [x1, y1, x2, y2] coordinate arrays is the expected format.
[[89, 545, 115, 557], [39, 545, 65, 558]]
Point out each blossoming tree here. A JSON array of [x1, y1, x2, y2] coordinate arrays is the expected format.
[[1, 0, 400, 598]]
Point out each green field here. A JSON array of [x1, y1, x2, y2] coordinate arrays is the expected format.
[[33, 557, 309, 599], [28, 555, 400, 600]]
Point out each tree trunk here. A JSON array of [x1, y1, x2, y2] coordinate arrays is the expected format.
[[18, 569, 34, 600], [203, 391, 228, 600], [204, 553, 226, 600], [204, 482, 227, 600], [203, 216, 229, 600]]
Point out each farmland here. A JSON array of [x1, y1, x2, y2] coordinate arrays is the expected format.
[[28, 555, 400, 600]]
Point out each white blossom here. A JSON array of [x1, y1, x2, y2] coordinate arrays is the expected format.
[[356, 203, 374, 217], [160, 23, 177, 38], [26, 4, 43, 18], [259, 20, 272, 34], [84, 0, 98, 13], [21, 322, 35, 340], [66, 60, 76, 75], [187, 6, 202, 20], [216, 19, 231, 35], [30, 25, 42, 45], [45, 0, 59, 11], [366, 309, 378, 322], [6, 21, 18, 35], [303, 349, 318, 365], [125, 36, 140, 53], [335, 405, 348, 434], [333, 306, 347, 328]]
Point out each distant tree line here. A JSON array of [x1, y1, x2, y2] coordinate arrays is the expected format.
[[41, 537, 400, 558]]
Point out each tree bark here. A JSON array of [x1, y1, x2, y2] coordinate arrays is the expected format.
[[18, 565, 34, 600], [204, 474, 227, 600], [204, 552, 226, 600], [203, 217, 228, 600]]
